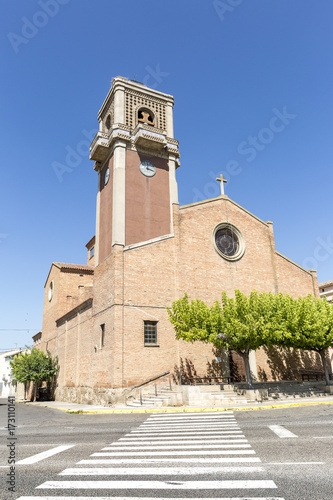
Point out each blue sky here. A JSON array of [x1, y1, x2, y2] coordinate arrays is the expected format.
[[1, 0, 333, 350]]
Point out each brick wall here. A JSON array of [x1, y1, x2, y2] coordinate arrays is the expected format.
[[42, 196, 321, 400]]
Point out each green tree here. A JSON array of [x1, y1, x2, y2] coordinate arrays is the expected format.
[[277, 294, 333, 386], [216, 290, 279, 388], [168, 290, 277, 389], [10, 349, 59, 401]]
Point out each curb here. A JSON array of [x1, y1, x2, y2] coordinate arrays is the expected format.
[[18, 399, 333, 414]]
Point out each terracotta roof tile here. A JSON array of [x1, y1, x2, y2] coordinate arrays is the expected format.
[[54, 262, 94, 272], [319, 280, 333, 288]]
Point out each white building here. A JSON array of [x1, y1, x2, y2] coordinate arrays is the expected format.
[[319, 280, 333, 304], [0, 349, 24, 397]]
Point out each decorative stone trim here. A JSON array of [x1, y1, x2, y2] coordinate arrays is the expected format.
[[124, 233, 174, 252], [212, 222, 246, 262]]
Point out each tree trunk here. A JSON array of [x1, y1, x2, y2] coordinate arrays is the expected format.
[[241, 351, 253, 389], [319, 349, 330, 386], [24, 381, 27, 400], [32, 383, 37, 402]]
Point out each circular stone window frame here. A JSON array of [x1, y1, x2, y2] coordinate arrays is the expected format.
[[48, 280, 54, 302], [212, 222, 246, 262]]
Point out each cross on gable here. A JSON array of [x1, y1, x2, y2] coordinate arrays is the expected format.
[[216, 174, 227, 195]]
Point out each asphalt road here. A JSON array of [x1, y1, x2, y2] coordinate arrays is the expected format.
[[1, 398, 333, 500]]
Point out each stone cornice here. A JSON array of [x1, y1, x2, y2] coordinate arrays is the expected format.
[[275, 251, 312, 276], [98, 77, 174, 121], [180, 196, 269, 228]]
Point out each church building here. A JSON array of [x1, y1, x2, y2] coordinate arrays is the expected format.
[[41, 77, 320, 404]]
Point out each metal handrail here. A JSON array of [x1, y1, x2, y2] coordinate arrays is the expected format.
[[128, 370, 170, 390], [124, 371, 172, 406]]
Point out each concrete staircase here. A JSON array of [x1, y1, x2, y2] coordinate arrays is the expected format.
[[125, 384, 248, 407], [125, 386, 180, 407], [236, 381, 330, 401]]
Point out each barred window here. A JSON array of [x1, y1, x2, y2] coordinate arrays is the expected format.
[[144, 321, 157, 345]]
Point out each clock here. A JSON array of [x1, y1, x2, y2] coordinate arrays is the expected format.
[[139, 160, 156, 177], [104, 167, 110, 185]]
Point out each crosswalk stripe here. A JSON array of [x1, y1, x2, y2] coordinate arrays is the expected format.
[[37, 479, 277, 489], [18, 497, 285, 500], [140, 422, 237, 427], [91, 449, 255, 456], [59, 466, 265, 475], [135, 425, 240, 430], [149, 411, 234, 415], [138, 420, 238, 429], [129, 430, 241, 436], [149, 409, 234, 418], [113, 439, 246, 445], [102, 442, 249, 450], [146, 416, 237, 421], [119, 431, 245, 443], [79, 457, 262, 464], [141, 419, 237, 424], [138, 421, 238, 429]]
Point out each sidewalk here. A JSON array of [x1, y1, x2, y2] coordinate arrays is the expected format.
[[17, 396, 333, 414]]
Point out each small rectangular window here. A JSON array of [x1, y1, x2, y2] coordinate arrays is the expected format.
[[144, 321, 158, 345], [100, 323, 105, 348], [90, 246, 95, 258]]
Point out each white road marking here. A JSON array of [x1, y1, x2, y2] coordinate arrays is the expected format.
[[59, 466, 265, 475], [268, 425, 298, 438], [79, 457, 262, 464], [140, 415, 237, 427], [16, 445, 75, 465], [19, 497, 285, 500], [265, 462, 325, 465], [135, 425, 240, 430], [37, 479, 277, 489], [91, 449, 255, 456], [146, 416, 237, 421], [149, 411, 234, 415], [129, 430, 241, 436], [313, 436, 333, 439], [140, 422, 237, 427], [113, 439, 246, 445], [102, 442, 249, 451], [120, 432, 244, 440]]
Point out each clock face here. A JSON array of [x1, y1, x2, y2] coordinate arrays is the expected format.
[[139, 160, 156, 177], [104, 167, 110, 185]]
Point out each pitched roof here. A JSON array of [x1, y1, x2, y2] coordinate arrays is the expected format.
[[53, 262, 94, 272], [319, 280, 333, 288], [85, 236, 95, 249], [44, 262, 94, 287]]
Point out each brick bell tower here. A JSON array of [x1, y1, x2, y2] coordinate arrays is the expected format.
[[90, 77, 180, 265]]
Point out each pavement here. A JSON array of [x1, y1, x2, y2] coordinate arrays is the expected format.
[[16, 395, 333, 413]]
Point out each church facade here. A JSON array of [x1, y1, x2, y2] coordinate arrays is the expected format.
[[41, 77, 320, 404]]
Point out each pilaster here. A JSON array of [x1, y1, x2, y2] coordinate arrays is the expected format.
[[166, 101, 174, 137], [168, 154, 179, 234], [112, 141, 126, 246], [309, 269, 320, 298], [95, 170, 101, 265], [113, 84, 125, 124], [267, 221, 279, 294]]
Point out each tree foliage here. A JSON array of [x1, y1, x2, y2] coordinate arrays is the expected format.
[[10, 349, 59, 400], [274, 294, 333, 385], [168, 290, 333, 388]]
